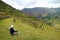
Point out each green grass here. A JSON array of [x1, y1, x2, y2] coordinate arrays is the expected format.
[[0, 18, 60, 40]]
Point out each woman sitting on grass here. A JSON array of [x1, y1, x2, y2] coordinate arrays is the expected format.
[[9, 25, 18, 35]]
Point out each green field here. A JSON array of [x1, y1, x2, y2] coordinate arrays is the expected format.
[[0, 18, 60, 40]]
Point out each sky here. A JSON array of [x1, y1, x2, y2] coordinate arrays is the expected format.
[[2, 0, 60, 10]]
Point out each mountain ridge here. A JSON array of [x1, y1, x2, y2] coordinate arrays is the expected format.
[[22, 7, 60, 18]]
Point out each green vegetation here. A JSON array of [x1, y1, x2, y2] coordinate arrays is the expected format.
[[0, 0, 23, 19], [0, 18, 60, 40]]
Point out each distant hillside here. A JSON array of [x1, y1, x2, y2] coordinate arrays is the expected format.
[[22, 7, 60, 18]]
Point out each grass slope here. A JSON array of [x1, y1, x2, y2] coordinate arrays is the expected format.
[[0, 18, 60, 40], [0, 0, 23, 19]]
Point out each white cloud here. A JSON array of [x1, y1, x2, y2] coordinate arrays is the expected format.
[[2, 0, 60, 10]]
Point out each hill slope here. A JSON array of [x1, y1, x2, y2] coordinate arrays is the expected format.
[[0, 0, 23, 19], [0, 18, 60, 40]]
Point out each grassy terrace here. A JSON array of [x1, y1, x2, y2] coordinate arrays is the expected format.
[[0, 18, 60, 40]]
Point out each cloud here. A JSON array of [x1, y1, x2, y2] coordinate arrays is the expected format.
[[2, 0, 60, 10], [48, 0, 60, 8], [49, 0, 60, 4], [54, 0, 60, 3]]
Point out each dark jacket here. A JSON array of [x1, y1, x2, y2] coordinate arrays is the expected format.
[[10, 28, 16, 35]]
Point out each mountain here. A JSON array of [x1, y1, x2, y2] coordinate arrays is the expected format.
[[22, 7, 60, 18], [22, 7, 52, 17]]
